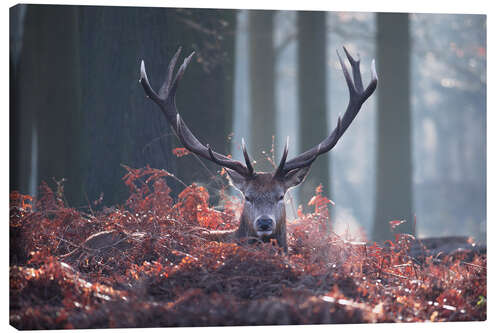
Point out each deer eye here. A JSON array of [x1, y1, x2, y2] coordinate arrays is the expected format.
[[278, 195, 284, 201], [245, 196, 251, 202]]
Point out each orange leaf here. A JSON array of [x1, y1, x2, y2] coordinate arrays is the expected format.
[[172, 147, 190, 157], [389, 220, 406, 230]]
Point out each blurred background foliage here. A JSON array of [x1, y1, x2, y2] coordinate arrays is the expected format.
[[10, 5, 486, 242]]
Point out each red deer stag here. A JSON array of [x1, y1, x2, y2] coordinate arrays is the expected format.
[[139, 46, 377, 254]]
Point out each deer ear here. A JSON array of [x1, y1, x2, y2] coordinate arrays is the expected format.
[[283, 167, 310, 189], [225, 168, 247, 192]]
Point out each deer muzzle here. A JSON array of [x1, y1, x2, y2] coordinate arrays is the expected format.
[[254, 215, 276, 237]]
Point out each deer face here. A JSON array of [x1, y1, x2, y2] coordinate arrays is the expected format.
[[226, 169, 310, 238]]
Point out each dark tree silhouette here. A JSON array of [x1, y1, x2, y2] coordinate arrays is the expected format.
[[10, 5, 30, 198], [248, 10, 276, 170], [297, 11, 330, 220], [373, 13, 413, 241], [12, 5, 85, 206]]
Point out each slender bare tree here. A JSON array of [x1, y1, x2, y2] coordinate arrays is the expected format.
[[297, 11, 330, 219], [373, 13, 413, 240], [248, 10, 276, 170]]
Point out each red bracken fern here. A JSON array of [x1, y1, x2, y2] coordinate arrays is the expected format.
[[9, 166, 486, 329]]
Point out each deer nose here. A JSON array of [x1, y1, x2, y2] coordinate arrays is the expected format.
[[256, 217, 274, 232]]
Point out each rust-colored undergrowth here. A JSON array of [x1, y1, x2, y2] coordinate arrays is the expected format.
[[9, 166, 486, 329]]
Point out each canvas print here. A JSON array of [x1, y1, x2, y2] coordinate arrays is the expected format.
[[10, 4, 486, 329]]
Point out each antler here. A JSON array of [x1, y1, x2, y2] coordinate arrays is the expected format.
[[274, 46, 378, 178], [140, 47, 255, 178]]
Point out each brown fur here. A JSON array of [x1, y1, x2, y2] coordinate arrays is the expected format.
[[204, 173, 305, 255]]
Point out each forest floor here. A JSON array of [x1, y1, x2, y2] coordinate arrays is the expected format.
[[9, 166, 486, 329]]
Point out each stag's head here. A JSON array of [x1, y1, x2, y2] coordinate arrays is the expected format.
[[224, 156, 310, 238], [139, 46, 377, 245]]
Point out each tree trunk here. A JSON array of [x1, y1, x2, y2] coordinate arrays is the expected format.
[[297, 11, 329, 217], [248, 11, 276, 171], [10, 5, 31, 196], [14, 4, 85, 206], [78, 6, 179, 205], [373, 13, 413, 241]]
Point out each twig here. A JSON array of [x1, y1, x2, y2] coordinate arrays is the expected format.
[[461, 262, 486, 270]]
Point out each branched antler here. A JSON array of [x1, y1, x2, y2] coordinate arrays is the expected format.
[[274, 46, 378, 178], [140, 47, 255, 178], [140, 46, 376, 181]]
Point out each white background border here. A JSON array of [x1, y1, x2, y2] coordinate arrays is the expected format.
[[2, 1, 497, 332]]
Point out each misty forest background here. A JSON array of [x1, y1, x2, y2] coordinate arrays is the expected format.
[[10, 5, 486, 242]]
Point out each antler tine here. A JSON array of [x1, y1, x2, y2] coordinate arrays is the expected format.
[[170, 51, 195, 94], [140, 49, 253, 178], [207, 144, 223, 166], [207, 144, 251, 176], [336, 49, 355, 98], [343, 46, 363, 93], [158, 46, 182, 100], [273, 137, 289, 178], [280, 144, 321, 173], [363, 59, 378, 101], [241, 138, 255, 176], [371, 59, 378, 82], [140, 60, 163, 107], [278, 46, 377, 175]]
